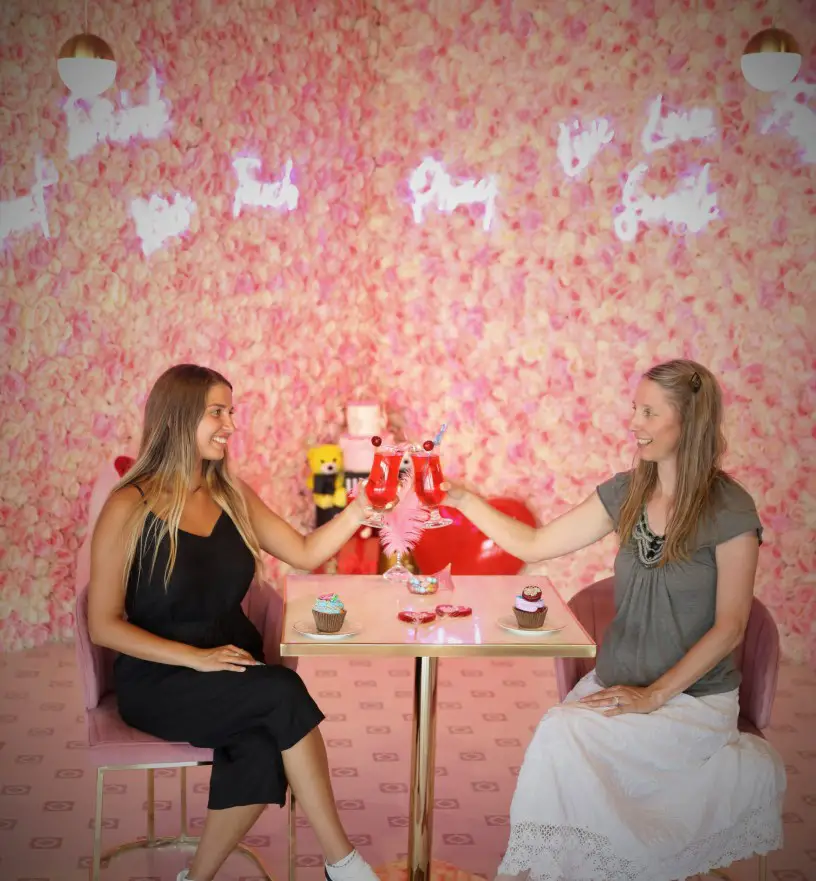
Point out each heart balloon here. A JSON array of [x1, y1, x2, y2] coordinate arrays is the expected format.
[[114, 455, 136, 477], [412, 497, 537, 576]]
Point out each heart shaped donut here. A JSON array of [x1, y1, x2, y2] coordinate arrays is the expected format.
[[397, 610, 437, 624], [435, 604, 473, 617]]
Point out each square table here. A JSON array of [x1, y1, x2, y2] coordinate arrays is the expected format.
[[280, 574, 596, 881]]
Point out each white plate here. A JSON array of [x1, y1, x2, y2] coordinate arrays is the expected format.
[[496, 614, 566, 636], [293, 619, 362, 640]]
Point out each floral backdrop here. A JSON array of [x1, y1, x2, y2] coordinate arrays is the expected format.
[[0, 0, 813, 666]]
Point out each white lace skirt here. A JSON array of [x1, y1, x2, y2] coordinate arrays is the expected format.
[[496, 671, 786, 881]]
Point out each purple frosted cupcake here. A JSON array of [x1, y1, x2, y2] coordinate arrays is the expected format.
[[513, 585, 548, 629]]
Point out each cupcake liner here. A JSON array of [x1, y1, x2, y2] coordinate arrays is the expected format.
[[313, 608, 347, 633], [513, 607, 547, 629]]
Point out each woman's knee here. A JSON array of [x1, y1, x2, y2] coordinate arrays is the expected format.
[[536, 703, 599, 742], [262, 663, 313, 703]]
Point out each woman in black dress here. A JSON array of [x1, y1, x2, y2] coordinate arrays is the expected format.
[[88, 364, 382, 881]]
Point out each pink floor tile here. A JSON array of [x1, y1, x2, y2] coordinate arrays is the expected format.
[[0, 645, 814, 880]]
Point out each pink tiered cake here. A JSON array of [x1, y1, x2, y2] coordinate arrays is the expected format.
[[339, 402, 390, 495]]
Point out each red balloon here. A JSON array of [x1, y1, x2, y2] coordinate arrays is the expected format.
[[412, 497, 537, 576]]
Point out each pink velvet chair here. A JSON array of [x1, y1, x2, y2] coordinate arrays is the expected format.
[[76, 580, 297, 881], [555, 577, 781, 881]]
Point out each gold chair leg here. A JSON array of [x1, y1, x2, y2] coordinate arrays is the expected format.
[[91, 768, 104, 881], [289, 788, 297, 881], [234, 841, 275, 879], [758, 854, 767, 881], [180, 766, 190, 839], [98, 835, 273, 878], [90, 762, 275, 880], [146, 768, 156, 844]]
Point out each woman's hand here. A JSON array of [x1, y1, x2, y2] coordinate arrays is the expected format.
[[440, 481, 469, 509], [188, 644, 262, 673], [578, 685, 664, 717], [349, 478, 397, 521]]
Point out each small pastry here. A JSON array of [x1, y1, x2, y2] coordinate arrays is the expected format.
[[312, 593, 347, 633]]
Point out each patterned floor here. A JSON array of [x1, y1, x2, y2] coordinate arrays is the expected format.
[[1, 642, 814, 881]]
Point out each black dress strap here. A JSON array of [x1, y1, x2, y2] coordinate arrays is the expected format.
[[133, 484, 146, 501]]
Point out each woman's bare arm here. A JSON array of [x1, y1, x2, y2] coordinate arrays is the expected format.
[[239, 478, 367, 571], [449, 486, 615, 564]]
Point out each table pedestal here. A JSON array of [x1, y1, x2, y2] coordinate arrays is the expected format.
[[407, 656, 438, 879], [375, 860, 484, 881], [377, 657, 483, 881]]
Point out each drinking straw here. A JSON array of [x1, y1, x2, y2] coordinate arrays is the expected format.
[[433, 423, 448, 446]]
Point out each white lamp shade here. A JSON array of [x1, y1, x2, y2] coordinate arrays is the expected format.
[[741, 51, 802, 92], [58, 33, 116, 99], [741, 28, 802, 92], [58, 56, 117, 99]]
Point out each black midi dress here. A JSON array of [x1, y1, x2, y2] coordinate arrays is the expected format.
[[113, 499, 324, 810]]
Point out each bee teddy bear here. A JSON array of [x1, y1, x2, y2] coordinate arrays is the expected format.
[[307, 443, 348, 526]]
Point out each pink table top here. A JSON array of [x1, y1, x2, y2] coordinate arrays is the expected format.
[[280, 574, 596, 659]]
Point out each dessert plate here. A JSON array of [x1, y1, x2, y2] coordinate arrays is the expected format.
[[293, 619, 362, 640], [496, 615, 566, 636]]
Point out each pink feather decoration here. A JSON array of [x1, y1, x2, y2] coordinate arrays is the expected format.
[[379, 485, 426, 557]]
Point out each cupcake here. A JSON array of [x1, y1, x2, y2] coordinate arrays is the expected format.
[[312, 593, 347, 633], [513, 585, 547, 629]]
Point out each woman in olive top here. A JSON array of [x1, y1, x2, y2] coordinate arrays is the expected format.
[[445, 359, 786, 881]]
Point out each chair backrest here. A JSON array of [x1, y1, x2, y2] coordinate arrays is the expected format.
[[75, 578, 294, 712], [75, 581, 115, 711], [75, 459, 125, 597], [557, 578, 780, 729]]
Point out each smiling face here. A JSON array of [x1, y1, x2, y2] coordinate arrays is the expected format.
[[629, 378, 682, 463], [196, 383, 235, 462]]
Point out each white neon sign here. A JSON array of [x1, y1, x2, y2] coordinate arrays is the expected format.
[[614, 162, 719, 242], [641, 94, 716, 154], [557, 118, 614, 178], [131, 193, 195, 257], [0, 157, 59, 246], [232, 158, 299, 218], [64, 68, 171, 160], [760, 82, 816, 164], [409, 157, 498, 231]]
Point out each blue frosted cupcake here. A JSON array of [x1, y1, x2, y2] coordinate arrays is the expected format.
[[312, 593, 347, 633]]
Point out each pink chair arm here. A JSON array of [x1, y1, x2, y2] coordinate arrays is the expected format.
[[243, 580, 298, 671], [555, 657, 583, 702], [736, 597, 780, 730], [554, 577, 616, 702]]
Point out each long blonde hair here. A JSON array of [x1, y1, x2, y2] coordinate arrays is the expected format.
[[114, 364, 262, 588], [617, 359, 736, 564]]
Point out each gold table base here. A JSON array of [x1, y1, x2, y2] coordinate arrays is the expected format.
[[391, 657, 490, 881], [375, 860, 483, 881]]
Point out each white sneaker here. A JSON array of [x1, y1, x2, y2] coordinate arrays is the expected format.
[[176, 871, 190, 881]]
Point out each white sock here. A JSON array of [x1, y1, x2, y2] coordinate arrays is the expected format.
[[176, 871, 195, 881], [325, 848, 379, 880]]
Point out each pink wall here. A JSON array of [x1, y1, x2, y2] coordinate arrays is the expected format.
[[0, 0, 813, 665]]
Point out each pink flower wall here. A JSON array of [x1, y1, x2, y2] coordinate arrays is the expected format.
[[1, 0, 813, 664]]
